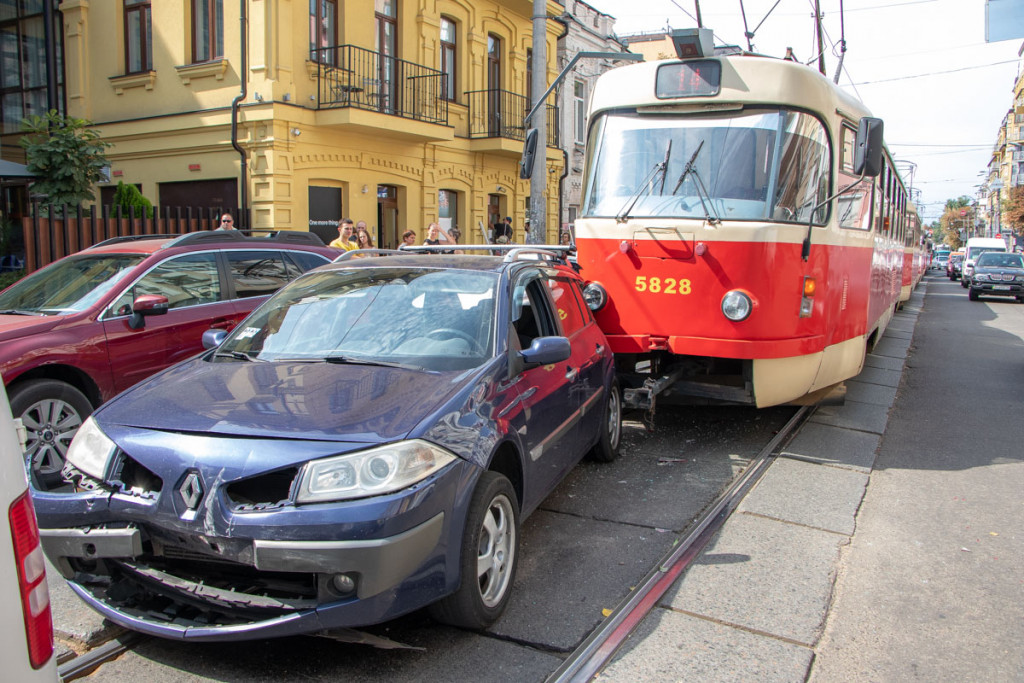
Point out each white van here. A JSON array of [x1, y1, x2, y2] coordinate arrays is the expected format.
[[961, 237, 1008, 287], [0, 381, 56, 678]]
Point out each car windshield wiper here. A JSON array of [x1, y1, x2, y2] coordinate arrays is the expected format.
[[616, 140, 672, 223], [0, 309, 44, 316], [324, 355, 424, 371], [670, 140, 720, 225], [212, 350, 260, 362]]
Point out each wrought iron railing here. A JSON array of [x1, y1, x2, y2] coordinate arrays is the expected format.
[[311, 45, 447, 125], [465, 89, 559, 147]]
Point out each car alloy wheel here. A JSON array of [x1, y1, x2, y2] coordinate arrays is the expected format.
[[428, 471, 519, 629], [589, 379, 622, 462], [9, 380, 92, 489]]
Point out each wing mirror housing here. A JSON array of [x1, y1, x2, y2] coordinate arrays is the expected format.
[[128, 294, 170, 330], [853, 116, 884, 177], [202, 328, 228, 349], [520, 336, 571, 367], [519, 128, 539, 179]]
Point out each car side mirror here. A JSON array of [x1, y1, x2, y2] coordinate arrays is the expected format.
[[202, 328, 228, 349], [128, 294, 170, 330], [520, 336, 571, 367], [853, 116, 884, 177]]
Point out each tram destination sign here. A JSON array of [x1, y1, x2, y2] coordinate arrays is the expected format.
[[656, 60, 721, 99]]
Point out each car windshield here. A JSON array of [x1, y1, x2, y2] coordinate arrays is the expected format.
[[976, 253, 1023, 269], [582, 107, 830, 223], [0, 254, 145, 314], [219, 267, 499, 372]]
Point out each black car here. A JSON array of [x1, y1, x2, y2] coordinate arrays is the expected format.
[[968, 252, 1024, 302]]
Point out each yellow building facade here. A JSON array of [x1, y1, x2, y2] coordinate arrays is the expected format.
[[60, 0, 564, 246]]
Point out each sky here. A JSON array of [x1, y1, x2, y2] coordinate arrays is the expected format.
[[579, 0, 1024, 224]]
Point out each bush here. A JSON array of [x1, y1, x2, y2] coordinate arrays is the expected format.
[[112, 181, 155, 219], [0, 270, 23, 291]]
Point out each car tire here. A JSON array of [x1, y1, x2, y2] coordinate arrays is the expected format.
[[961, 279, 969, 288], [968, 289, 979, 301], [8, 380, 92, 490], [429, 471, 519, 630], [588, 379, 622, 463], [1017, 296, 1024, 303]]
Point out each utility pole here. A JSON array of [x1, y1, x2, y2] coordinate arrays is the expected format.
[[528, 0, 547, 244], [814, 0, 826, 76]]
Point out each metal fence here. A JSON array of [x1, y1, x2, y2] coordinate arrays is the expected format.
[[312, 45, 448, 125], [465, 89, 559, 147], [19, 203, 245, 272]]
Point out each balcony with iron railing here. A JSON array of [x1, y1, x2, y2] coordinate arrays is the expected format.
[[465, 89, 558, 155], [310, 45, 451, 140]]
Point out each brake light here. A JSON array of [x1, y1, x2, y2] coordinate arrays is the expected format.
[[9, 490, 53, 669]]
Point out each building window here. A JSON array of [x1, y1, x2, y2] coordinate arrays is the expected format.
[[309, 0, 337, 65], [438, 189, 459, 240], [192, 0, 223, 63], [0, 0, 63, 135], [125, 0, 152, 74], [440, 17, 456, 102], [574, 80, 586, 145], [526, 48, 532, 103]]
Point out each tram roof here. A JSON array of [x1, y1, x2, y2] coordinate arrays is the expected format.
[[589, 54, 872, 126]]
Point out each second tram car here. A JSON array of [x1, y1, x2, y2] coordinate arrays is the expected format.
[[575, 34, 917, 407]]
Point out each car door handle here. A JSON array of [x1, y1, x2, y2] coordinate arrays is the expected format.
[[209, 318, 236, 330], [565, 366, 578, 381], [588, 343, 605, 364]]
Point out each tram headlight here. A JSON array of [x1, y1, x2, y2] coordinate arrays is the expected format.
[[583, 282, 608, 311], [721, 290, 752, 322]]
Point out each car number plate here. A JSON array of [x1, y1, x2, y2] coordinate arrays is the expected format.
[[993, 285, 1011, 291]]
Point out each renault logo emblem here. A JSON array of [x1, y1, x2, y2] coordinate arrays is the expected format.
[[179, 471, 204, 510]]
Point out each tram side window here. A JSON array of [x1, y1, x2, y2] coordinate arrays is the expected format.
[[837, 125, 872, 230], [770, 112, 830, 225]]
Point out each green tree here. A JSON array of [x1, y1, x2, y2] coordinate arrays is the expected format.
[[112, 181, 154, 219], [1002, 185, 1024, 236], [19, 110, 111, 208]]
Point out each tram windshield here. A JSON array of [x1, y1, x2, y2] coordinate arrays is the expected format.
[[582, 108, 831, 224]]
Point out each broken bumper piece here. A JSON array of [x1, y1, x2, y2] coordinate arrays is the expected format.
[[40, 512, 445, 641]]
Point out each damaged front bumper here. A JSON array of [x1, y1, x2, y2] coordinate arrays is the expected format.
[[34, 459, 469, 641]]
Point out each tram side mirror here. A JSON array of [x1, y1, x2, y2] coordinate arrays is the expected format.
[[519, 128, 539, 179], [853, 117, 884, 177]]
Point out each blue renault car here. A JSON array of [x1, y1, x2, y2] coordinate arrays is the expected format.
[[33, 247, 621, 640]]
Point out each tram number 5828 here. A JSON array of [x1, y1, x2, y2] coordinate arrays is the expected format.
[[635, 276, 692, 295]]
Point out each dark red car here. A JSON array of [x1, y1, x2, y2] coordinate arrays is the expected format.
[[0, 231, 339, 487]]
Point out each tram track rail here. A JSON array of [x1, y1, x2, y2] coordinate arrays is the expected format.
[[546, 405, 814, 683]]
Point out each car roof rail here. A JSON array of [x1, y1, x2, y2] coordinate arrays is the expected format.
[[394, 243, 575, 265], [333, 248, 408, 262], [255, 230, 327, 247], [502, 246, 574, 264], [161, 230, 248, 248], [86, 234, 179, 249]]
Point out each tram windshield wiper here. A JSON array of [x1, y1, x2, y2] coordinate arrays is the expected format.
[[670, 140, 720, 225], [616, 140, 672, 223]]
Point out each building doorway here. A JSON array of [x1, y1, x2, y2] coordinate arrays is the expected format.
[[377, 184, 399, 248], [488, 193, 502, 242], [308, 186, 342, 245]]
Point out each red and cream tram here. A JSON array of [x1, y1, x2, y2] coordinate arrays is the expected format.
[[575, 33, 915, 407]]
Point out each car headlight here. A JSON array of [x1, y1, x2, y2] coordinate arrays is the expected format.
[[721, 290, 752, 322], [65, 417, 117, 481], [582, 282, 608, 311], [974, 274, 988, 282], [296, 439, 457, 504]]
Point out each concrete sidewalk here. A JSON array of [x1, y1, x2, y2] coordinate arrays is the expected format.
[[601, 275, 1024, 681]]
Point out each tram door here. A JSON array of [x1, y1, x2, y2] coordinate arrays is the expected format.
[[377, 184, 399, 249]]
